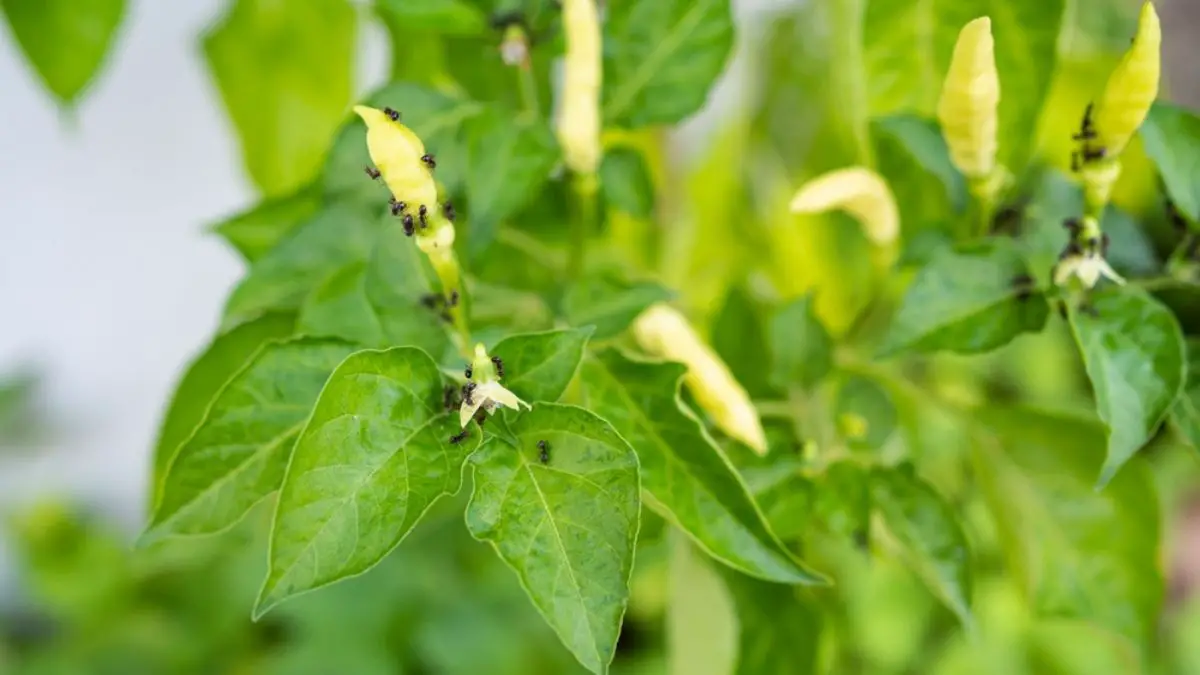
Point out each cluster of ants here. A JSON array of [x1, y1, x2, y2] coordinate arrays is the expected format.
[[363, 107, 457, 238], [442, 356, 552, 464], [1070, 103, 1108, 172]]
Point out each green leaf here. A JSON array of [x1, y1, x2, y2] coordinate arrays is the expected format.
[[0, 0, 125, 105], [879, 240, 1049, 357], [600, 146, 656, 218], [562, 275, 673, 340], [834, 375, 896, 451], [865, 0, 1064, 170], [210, 186, 323, 262], [1141, 102, 1200, 223], [1170, 339, 1200, 451], [256, 347, 475, 615], [202, 0, 356, 197], [150, 313, 296, 509], [666, 533, 738, 675], [721, 570, 823, 675], [872, 114, 967, 222], [870, 464, 972, 626], [752, 460, 870, 544], [376, 0, 487, 35], [144, 339, 357, 541], [580, 348, 825, 584], [465, 403, 640, 675], [222, 203, 380, 325], [711, 287, 775, 398], [602, 0, 735, 127], [464, 109, 560, 255], [974, 406, 1162, 648], [490, 328, 592, 403], [768, 295, 832, 390], [298, 220, 452, 359], [1067, 289, 1186, 486], [323, 82, 482, 205]]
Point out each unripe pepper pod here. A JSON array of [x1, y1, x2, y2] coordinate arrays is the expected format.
[[1093, 2, 1161, 157], [937, 17, 1000, 181], [557, 0, 602, 176], [354, 105, 439, 210], [633, 304, 768, 455]]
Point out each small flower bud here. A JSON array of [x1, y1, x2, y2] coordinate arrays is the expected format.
[[556, 0, 602, 176], [633, 304, 768, 455], [937, 17, 1000, 180], [459, 344, 529, 428], [790, 167, 899, 245], [1093, 1, 1161, 158]]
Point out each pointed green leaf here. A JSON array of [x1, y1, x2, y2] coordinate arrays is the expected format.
[[298, 220, 452, 358], [879, 241, 1049, 357], [580, 348, 825, 584], [465, 403, 640, 675], [562, 275, 673, 340], [712, 287, 774, 398], [145, 339, 357, 541], [489, 328, 592, 403], [974, 406, 1162, 648], [870, 464, 972, 626], [323, 82, 482, 205], [600, 146, 656, 218], [376, 0, 487, 35], [1170, 338, 1200, 451], [721, 569, 823, 675], [1, 0, 125, 106], [256, 347, 475, 615], [150, 313, 296, 508], [603, 0, 734, 127], [1068, 289, 1186, 486], [768, 295, 832, 390], [872, 114, 967, 224], [210, 186, 323, 262], [1141, 102, 1200, 223], [666, 533, 738, 675], [464, 109, 560, 255], [223, 203, 380, 325], [202, 0, 356, 196], [752, 460, 870, 545]]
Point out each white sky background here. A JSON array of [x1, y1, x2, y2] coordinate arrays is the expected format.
[[0, 0, 782, 545]]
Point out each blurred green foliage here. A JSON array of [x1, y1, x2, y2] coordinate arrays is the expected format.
[[5, 0, 1200, 674]]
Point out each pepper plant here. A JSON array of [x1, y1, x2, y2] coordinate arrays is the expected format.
[[9, 0, 1200, 672]]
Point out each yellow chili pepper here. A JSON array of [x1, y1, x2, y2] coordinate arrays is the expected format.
[[1092, 1, 1161, 158], [354, 105, 439, 211], [557, 0, 602, 176], [790, 166, 899, 246], [936, 17, 1000, 181], [633, 304, 768, 455]]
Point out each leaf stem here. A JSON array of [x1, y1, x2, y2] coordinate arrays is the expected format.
[[568, 172, 598, 280]]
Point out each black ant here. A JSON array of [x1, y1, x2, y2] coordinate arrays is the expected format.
[[1072, 103, 1097, 141], [463, 381, 477, 406], [537, 440, 549, 464], [418, 204, 428, 227], [421, 154, 436, 169], [365, 166, 381, 180], [444, 201, 456, 222], [402, 214, 415, 237], [390, 198, 406, 216], [473, 406, 489, 427], [1059, 240, 1083, 260], [447, 290, 459, 307], [443, 386, 460, 411], [1063, 217, 1082, 236], [449, 429, 469, 444], [384, 107, 401, 122], [465, 364, 473, 380], [419, 294, 441, 309], [491, 356, 504, 379]]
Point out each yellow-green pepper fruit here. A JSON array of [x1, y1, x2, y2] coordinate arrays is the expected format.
[[937, 17, 1000, 181]]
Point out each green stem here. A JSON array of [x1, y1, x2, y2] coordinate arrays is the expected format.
[[568, 172, 598, 280]]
